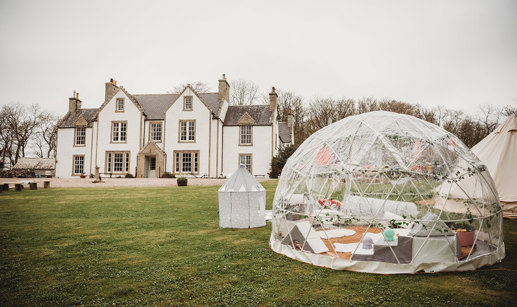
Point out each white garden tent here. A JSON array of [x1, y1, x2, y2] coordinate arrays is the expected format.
[[270, 111, 505, 274], [471, 115, 517, 215], [219, 165, 266, 228]]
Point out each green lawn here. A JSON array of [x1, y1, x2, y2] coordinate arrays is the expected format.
[[0, 181, 516, 306]]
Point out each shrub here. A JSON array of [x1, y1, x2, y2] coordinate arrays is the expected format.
[[269, 144, 298, 178], [161, 172, 175, 178], [177, 177, 188, 186], [125, 173, 134, 178], [1, 170, 35, 178]]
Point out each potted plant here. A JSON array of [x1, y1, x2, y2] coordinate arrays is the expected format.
[[80, 172, 86, 179], [177, 177, 188, 186]]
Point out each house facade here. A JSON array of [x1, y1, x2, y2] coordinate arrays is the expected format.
[[55, 75, 294, 178]]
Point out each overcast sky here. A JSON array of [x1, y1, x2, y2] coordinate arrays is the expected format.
[[0, 0, 516, 116]]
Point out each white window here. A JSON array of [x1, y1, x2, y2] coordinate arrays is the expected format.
[[240, 154, 252, 173], [116, 98, 124, 112], [174, 151, 199, 174], [150, 122, 162, 142], [179, 120, 195, 142], [184, 96, 193, 111], [75, 127, 86, 146], [106, 152, 130, 173], [73, 155, 84, 175], [112, 121, 127, 142], [239, 125, 252, 145]]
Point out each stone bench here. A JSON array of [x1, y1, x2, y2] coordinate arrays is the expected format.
[[0, 181, 41, 191]]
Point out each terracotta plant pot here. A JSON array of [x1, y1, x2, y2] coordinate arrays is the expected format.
[[456, 230, 476, 246]]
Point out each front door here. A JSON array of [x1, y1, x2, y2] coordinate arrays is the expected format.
[[148, 156, 156, 178]]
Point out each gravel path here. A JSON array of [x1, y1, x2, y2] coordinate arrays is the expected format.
[[0, 177, 271, 188]]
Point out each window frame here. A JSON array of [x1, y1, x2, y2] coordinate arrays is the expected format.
[[178, 120, 196, 143], [111, 121, 128, 144], [116, 98, 125, 112], [173, 150, 200, 175], [105, 151, 130, 174], [74, 126, 86, 147], [239, 125, 253, 146], [149, 121, 162, 143], [183, 96, 193, 111], [239, 153, 252, 174], [72, 155, 85, 176]]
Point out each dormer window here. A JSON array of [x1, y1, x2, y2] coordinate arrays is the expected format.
[[74, 127, 86, 146], [116, 98, 125, 112], [239, 125, 252, 146], [184, 96, 193, 111]]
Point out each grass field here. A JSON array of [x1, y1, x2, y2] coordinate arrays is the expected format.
[[0, 181, 516, 306]]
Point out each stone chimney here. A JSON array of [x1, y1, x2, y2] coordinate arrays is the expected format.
[[68, 91, 81, 113], [287, 108, 294, 128], [105, 78, 119, 102], [269, 87, 278, 112], [218, 74, 230, 102]]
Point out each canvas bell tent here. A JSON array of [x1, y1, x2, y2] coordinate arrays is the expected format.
[[219, 165, 266, 228], [471, 115, 517, 216], [270, 111, 504, 274]]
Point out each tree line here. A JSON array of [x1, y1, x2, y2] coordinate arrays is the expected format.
[[275, 93, 516, 148]]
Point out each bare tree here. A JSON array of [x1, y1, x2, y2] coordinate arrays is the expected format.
[[442, 109, 465, 135], [477, 104, 502, 135], [305, 97, 354, 133], [0, 106, 15, 168], [356, 97, 380, 114], [1, 103, 40, 166], [276, 90, 308, 144], [32, 112, 58, 158], [378, 99, 422, 118], [502, 101, 517, 116], [230, 79, 260, 105], [170, 81, 211, 93]]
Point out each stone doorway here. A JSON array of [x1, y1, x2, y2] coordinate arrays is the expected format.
[[137, 142, 165, 178]]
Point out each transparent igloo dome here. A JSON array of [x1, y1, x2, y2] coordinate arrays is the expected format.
[[270, 111, 504, 274]]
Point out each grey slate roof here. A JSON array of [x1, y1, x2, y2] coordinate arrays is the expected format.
[[224, 105, 273, 126], [58, 108, 98, 128], [132, 94, 178, 120], [278, 122, 292, 143], [13, 158, 55, 170], [218, 165, 265, 192], [132, 92, 221, 120], [198, 93, 220, 115]]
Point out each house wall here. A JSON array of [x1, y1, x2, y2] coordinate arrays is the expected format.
[[55, 127, 93, 177], [222, 125, 272, 177], [96, 90, 142, 176], [164, 88, 211, 176]]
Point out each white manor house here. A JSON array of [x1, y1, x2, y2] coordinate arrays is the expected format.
[[55, 75, 294, 178]]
